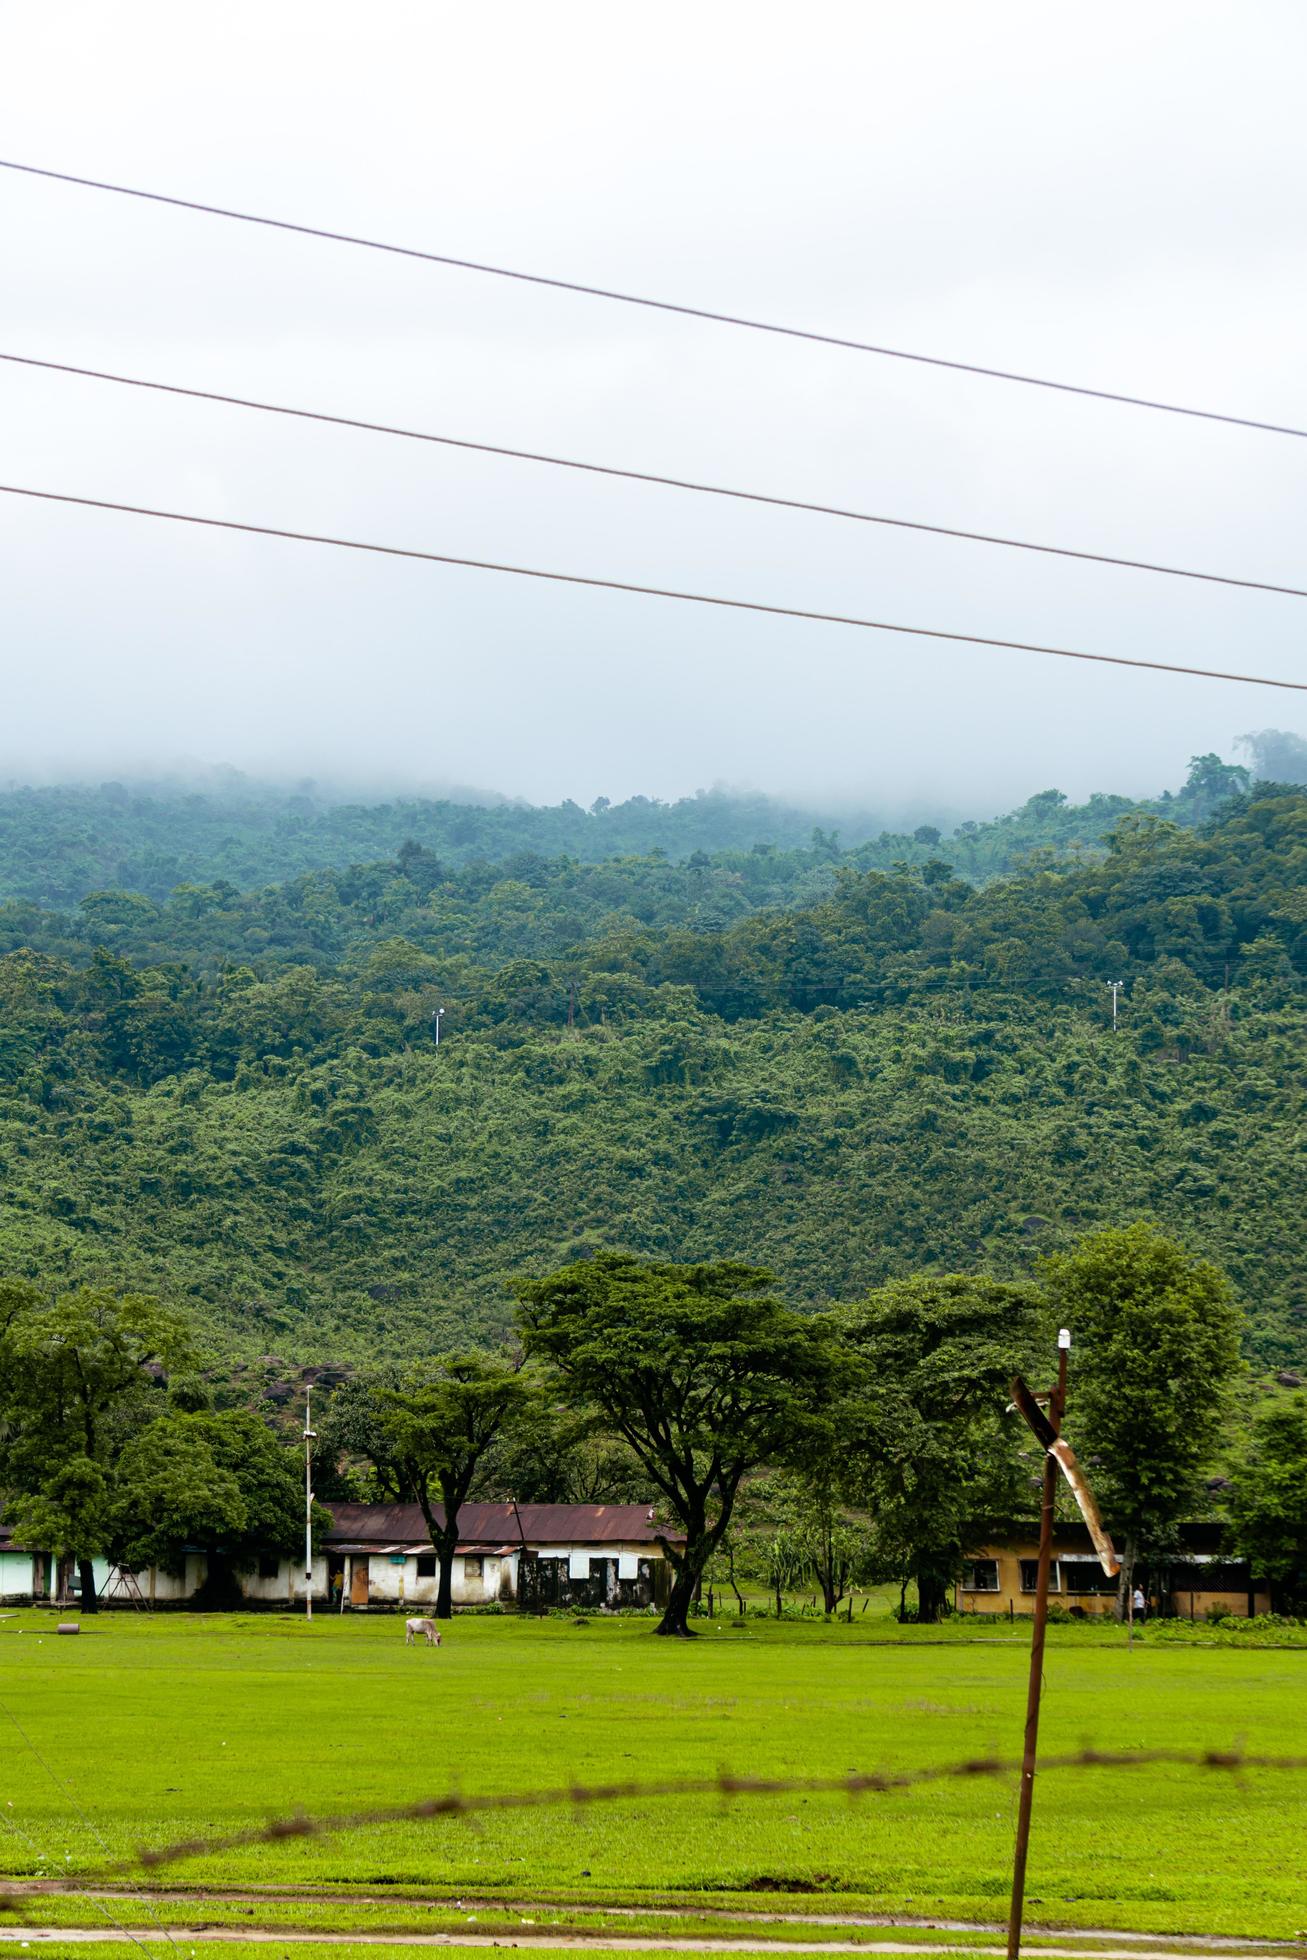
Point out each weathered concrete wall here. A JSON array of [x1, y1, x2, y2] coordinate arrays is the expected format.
[[242, 1555, 329, 1605]]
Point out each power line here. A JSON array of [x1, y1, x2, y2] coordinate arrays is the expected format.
[[0, 1687, 178, 1957], [4, 482, 1303, 693], [6, 350, 1306, 605], [2, 157, 1305, 443], [0, 1807, 153, 1955]]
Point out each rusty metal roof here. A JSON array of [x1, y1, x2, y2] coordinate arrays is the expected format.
[[323, 1501, 674, 1548]]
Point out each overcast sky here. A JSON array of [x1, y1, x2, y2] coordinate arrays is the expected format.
[[2, 2, 1305, 815]]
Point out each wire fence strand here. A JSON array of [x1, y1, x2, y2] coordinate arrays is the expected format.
[[27, 1746, 1292, 1883]]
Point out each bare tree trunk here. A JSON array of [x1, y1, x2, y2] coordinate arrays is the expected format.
[[77, 1557, 99, 1614], [436, 1540, 456, 1619], [655, 1508, 720, 1638], [656, 1552, 706, 1637], [915, 1567, 949, 1624]]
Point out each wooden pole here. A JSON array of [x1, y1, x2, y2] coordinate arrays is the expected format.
[[1005, 1331, 1069, 1960]]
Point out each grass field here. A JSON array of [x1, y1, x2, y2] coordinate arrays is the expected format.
[[1, 1610, 1305, 1947]]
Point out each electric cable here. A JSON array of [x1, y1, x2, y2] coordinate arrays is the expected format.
[[2, 157, 1304, 441], [5, 351, 1305, 604], [0, 1683, 180, 1955], [2, 481, 1303, 693]]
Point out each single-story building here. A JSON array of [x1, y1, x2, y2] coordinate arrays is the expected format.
[[957, 1520, 1270, 1619], [0, 1502, 677, 1611], [319, 1501, 675, 1612]]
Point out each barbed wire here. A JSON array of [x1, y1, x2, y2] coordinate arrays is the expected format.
[[10, 1745, 1283, 1885]]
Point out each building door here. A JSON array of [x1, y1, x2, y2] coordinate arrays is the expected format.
[[350, 1556, 371, 1606]]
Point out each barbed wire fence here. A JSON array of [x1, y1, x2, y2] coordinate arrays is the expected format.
[[0, 1743, 1303, 1912]]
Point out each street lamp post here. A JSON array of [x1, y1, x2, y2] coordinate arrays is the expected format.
[[304, 1386, 316, 1622], [433, 1007, 445, 1047]]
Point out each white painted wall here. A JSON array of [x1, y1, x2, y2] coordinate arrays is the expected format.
[[0, 1540, 663, 1607], [0, 1553, 111, 1603], [0, 1551, 37, 1600]]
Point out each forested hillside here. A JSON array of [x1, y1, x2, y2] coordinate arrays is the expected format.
[[0, 753, 1249, 906], [0, 779, 1301, 1368]]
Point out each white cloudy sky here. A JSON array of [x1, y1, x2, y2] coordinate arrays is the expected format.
[[1, 1, 1305, 813]]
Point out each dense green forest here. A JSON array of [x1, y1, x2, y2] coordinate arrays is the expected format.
[[0, 761, 1301, 1369], [0, 751, 1254, 907]]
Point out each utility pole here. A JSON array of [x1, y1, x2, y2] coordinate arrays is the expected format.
[[1006, 1337, 1118, 1960], [304, 1385, 316, 1622], [1108, 979, 1124, 1031], [433, 1007, 444, 1047], [1007, 1330, 1068, 1960]]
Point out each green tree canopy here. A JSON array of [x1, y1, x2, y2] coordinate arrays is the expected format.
[[0, 1286, 192, 1609], [1042, 1222, 1243, 1604], [108, 1418, 248, 1579], [379, 1353, 536, 1619], [841, 1274, 1043, 1621], [106, 1410, 323, 1595], [1228, 1394, 1307, 1614]]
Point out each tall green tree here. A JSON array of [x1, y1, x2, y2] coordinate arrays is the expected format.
[[314, 1371, 417, 1502], [106, 1410, 326, 1599], [0, 1286, 191, 1610], [107, 1419, 248, 1580], [1042, 1222, 1243, 1611], [1228, 1395, 1307, 1614], [841, 1275, 1042, 1622], [379, 1354, 535, 1619], [517, 1253, 850, 1636]]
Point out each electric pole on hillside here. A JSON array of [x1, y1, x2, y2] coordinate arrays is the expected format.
[[304, 1385, 316, 1622], [1006, 1332, 1119, 1960], [1108, 979, 1124, 1031]]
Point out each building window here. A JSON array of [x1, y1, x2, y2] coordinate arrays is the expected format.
[[1063, 1562, 1117, 1595], [962, 1559, 1000, 1592], [257, 1554, 280, 1580], [415, 1554, 437, 1578], [464, 1555, 484, 1580], [1019, 1560, 1060, 1593]]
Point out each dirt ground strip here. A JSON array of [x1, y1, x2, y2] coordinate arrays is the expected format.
[[0, 1934, 1295, 1960], [1, 1895, 1296, 1952]]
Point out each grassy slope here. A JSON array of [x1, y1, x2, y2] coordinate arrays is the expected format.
[[1, 1614, 1305, 1939]]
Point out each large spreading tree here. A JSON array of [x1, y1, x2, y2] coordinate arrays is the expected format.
[[517, 1253, 850, 1636]]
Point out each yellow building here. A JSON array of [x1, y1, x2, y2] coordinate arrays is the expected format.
[[956, 1521, 1270, 1619]]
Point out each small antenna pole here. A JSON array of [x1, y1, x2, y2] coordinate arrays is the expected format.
[[304, 1385, 316, 1621]]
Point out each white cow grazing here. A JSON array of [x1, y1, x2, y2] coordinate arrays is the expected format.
[[405, 1616, 442, 1646]]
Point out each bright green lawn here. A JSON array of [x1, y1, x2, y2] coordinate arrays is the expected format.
[[1, 1612, 1304, 1941]]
